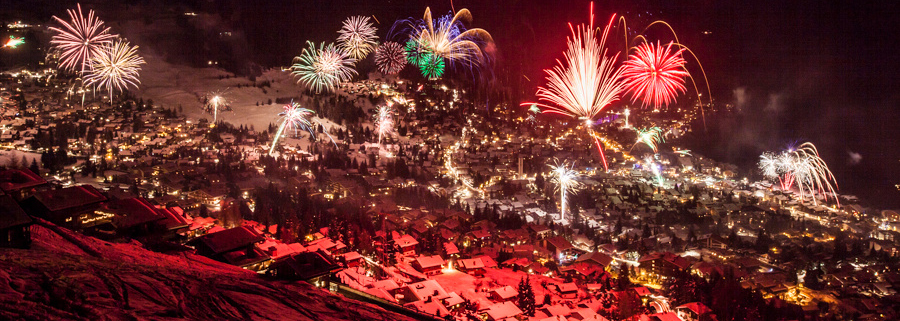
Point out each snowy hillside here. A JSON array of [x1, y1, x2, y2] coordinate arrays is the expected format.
[[0, 219, 415, 321]]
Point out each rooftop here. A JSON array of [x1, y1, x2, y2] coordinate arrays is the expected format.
[[30, 185, 107, 212], [193, 226, 264, 254], [0, 195, 31, 229]]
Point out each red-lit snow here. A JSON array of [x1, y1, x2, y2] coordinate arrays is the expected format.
[[0, 219, 416, 320]]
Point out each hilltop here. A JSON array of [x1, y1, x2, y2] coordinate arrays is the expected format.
[[0, 219, 416, 321]]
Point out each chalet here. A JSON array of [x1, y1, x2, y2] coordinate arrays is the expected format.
[[489, 286, 518, 302], [465, 229, 492, 245], [394, 234, 419, 256], [155, 206, 190, 240], [405, 300, 450, 318], [20, 185, 108, 229], [413, 255, 444, 276], [268, 250, 341, 288], [399, 279, 449, 303], [457, 257, 486, 276], [649, 312, 683, 321], [483, 301, 523, 321], [189, 226, 271, 271], [100, 197, 169, 238], [575, 251, 614, 270], [675, 302, 713, 321], [553, 282, 579, 299], [443, 242, 459, 257], [475, 255, 498, 268], [527, 223, 552, 239], [342, 251, 363, 268], [545, 236, 578, 260], [499, 228, 530, 245], [639, 252, 691, 279], [0, 168, 48, 200], [698, 234, 728, 249], [0, 195, 32, 248]]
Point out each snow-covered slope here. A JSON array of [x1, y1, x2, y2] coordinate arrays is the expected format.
[[0, 219, 415, 321]]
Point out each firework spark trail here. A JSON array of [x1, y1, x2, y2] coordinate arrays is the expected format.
[[83, 38, 145, 104], [3, 36, 24, 48], [621, 41, 689, 108], [673, 148, 692, 157], [549, 159, 582, 222], [373, 104, 396, 145], [643, 155, 665, 186], [522, 7, 624, 171], [206, 90, 229, 123], [792, 143, 840, 206], [291, 41, 357, 93], [337, 16, 378, 60], [50, 4, 116, 74], [269, 102, 337, 156], [758, 143, 840, 206], [375, 42, 407, 75]]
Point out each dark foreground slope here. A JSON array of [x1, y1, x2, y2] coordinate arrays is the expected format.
[[0, 219, 415, 321]]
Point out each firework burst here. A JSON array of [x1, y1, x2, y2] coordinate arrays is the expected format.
[[291, 41, 357, 93], [373, 104, 396, 145], [410, 7, 493, 68], [418, 53, 446, 79], [269, 102, 336, 155], [621, 41, 689, 108], [631, 127, 665, 153], [49, 4, 116, 73], [404, 40, 428, 66], [523, 8, 624, 171], [3, 36, 24, 49], [206, 90, 229, 123], [83, 38, 145, 103], [759, 143, 839, 205], [337, 16, 378, 60], [549, 159, 582, 222], [375, 42, 406, 75]]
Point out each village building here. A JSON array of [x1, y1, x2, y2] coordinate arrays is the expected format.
[[0, 195, 32, 248], [188, 226, 271, 271]]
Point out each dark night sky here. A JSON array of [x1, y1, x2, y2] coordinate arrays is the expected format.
[[3, 0, 899, 207]]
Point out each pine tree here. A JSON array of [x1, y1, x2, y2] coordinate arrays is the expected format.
[[517, 276, 536, 316], [29, 159, 39, 174]]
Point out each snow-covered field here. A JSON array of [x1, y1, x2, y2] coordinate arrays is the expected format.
[[137, 55, 299, 132], [0, 149, 39, 167], [137, 53, 391, 136]]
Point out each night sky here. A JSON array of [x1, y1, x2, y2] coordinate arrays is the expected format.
[[3, 0, 899, 207]]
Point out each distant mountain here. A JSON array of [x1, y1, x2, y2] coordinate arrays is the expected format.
[[0, 219, 415, 321]]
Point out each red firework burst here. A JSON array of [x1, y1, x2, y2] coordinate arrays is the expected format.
[[375, 42, 406, 75], [49, 4, 116, 74], [621, 41, 689, 108]]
